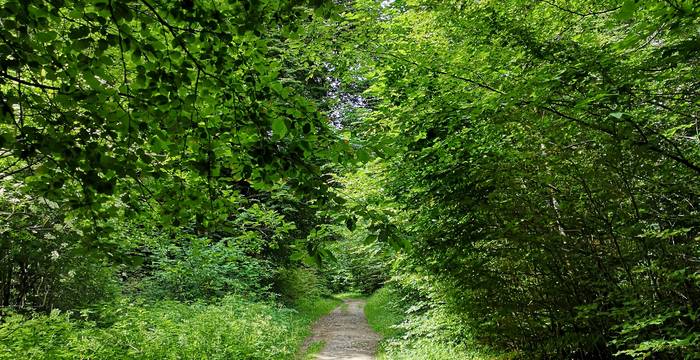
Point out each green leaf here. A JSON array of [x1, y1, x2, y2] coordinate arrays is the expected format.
[[85, 75, 104, 91], [356, 149, 370, 162], [619, 0, 638, 19], [271, 118, 287, 138], [269, 81, 287, 98], [290, 251, 305, 261], [364, 234, 378, 244], [35, 31, 58, 42]]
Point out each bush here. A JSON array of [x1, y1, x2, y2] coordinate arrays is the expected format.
[[365, 286, 508, 360], [274, 267, 326, 304], [0, 182, 120, 310], [137, 236, 274, 302], [365, 287, 405, 339]]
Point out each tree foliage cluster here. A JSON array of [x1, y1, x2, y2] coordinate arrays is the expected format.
[[333, 0, 700, 358], [0, 0, 357, 309], [0, 0, 350, 358]]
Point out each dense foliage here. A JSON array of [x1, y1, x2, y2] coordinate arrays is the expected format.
[[1, 0, 348, 358], [366, 285, 503, 360], [332, 0, 700, 358], [2, 0, 699, 359], [0, 0, 351, 304]]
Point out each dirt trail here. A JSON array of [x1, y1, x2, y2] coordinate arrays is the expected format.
[[303, 299, 381, 360]]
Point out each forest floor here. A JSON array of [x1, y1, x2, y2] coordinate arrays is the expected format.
[[302, 299, 381, 360]]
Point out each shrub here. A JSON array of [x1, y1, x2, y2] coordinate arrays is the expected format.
[[274, 267, 326, 304], [365, 287, 405, 338], [138, 237, 274, 301], [0, 183, 120, 310], [366, 286, 508, 360]]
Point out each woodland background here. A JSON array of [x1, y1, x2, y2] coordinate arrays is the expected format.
[[1, 0, 699, 359]]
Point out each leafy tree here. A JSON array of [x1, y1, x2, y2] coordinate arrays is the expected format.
[[333, 0, 700, 358], [0, 0, 350, 230], [0, 0, 355, 309]]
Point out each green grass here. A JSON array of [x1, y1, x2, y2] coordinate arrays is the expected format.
[[0, 295, 341, 360], [365, 287, 503, 360], [300, 340, 326, 360], [294, 295, 342, 359], [378, 340, 502, 360], [335, 292, 366, 299], [294, 295, 342, 322], [295, 295, 342, 359], [364, 287, 405, 338]]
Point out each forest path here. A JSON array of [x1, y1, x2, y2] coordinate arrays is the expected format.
[[303, 299, 381, 360]]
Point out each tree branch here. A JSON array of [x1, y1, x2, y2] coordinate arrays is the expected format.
[[0, 71, 59, 91], [375, 51, 700, 174]]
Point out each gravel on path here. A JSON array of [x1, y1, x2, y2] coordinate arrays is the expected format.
[[303, 299, 381, 360]]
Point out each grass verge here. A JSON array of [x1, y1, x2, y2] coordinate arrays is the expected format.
[[364, 287, 404, 338], [334, 292, 366, 300], [365, 287, 503, 360], [301, 340, 326, 360]]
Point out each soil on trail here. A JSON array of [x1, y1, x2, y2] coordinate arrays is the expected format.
[[303, 299, 381, 360]]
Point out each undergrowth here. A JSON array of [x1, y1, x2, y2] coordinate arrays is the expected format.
[[365, 287, 404, 339], [366, 287, 505, 360], [0, 294, 339, 360]]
